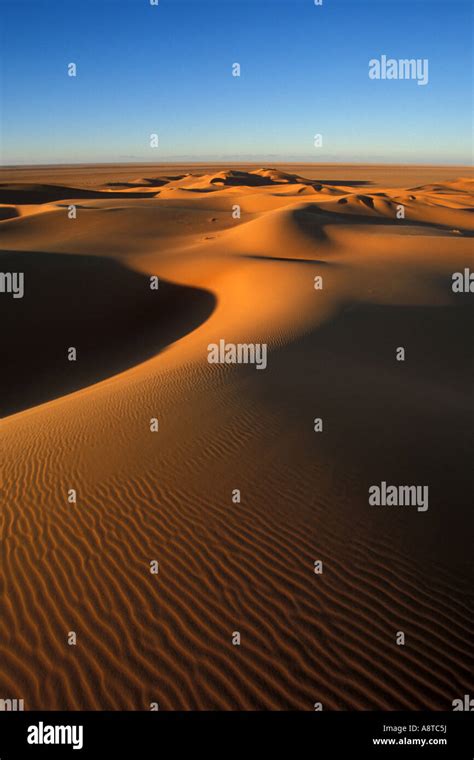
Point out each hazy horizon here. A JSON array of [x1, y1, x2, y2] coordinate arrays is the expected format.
[[1, 157, 474, 169]]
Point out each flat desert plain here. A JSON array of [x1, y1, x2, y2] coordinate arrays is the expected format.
[[0, 163, 473, 709]]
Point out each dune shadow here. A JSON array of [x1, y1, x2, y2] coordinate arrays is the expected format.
[[316, 179, 374, 187], [104, 178, 169, 189], [0, 185, 158, 204], [210, 174, 275, 187], [0, 250, 216, 416], [293, 204, 474, 237], [254, 299, 474, 557], [240, 254, 334, 266], [0, 207, 20, 220]]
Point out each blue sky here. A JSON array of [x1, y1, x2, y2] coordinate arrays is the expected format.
[[0, 0, 472, 165]]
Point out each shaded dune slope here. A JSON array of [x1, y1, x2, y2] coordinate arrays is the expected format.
[[0, 250, 215, 416]]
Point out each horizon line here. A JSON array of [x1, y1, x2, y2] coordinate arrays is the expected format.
[[1, 160, 473, 170]]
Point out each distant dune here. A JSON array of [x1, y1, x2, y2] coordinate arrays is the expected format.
[[1, 164, 473, 709]]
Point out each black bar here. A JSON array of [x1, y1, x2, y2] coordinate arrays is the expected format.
[[0, 711, 472, 758]]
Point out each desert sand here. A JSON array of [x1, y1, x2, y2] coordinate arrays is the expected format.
[[0, 163, 473, 709]]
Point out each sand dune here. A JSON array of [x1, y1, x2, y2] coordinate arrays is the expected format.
[[0, 165, 473, 709]]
